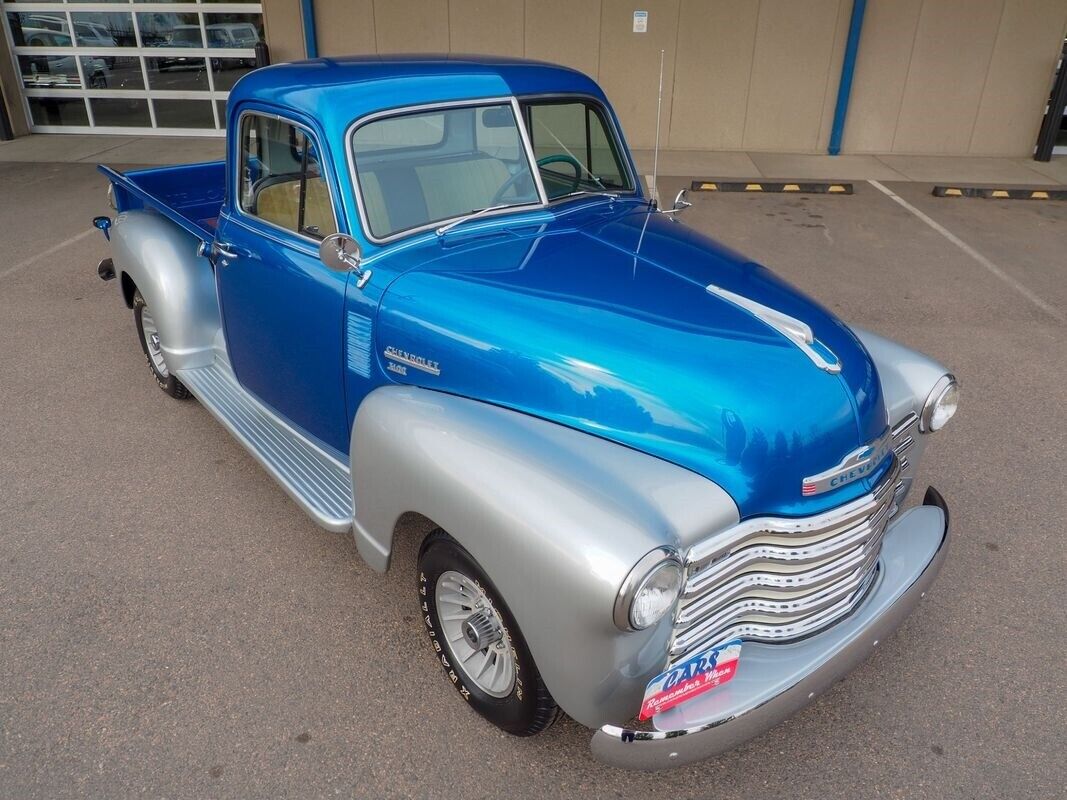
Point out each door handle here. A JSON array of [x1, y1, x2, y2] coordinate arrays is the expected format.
[[213, 242, 240, 260]]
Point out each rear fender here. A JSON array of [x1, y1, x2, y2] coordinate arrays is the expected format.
[[110, 210, 221, 371]]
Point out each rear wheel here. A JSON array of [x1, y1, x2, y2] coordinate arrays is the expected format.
[[133, 290, 189, 399], [418, 529, 559, 736]]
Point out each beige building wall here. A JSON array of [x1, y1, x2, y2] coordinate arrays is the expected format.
[[262, 0, 1067, 156]]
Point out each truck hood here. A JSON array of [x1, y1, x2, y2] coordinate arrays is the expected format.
[[375, 204, 889, 518]]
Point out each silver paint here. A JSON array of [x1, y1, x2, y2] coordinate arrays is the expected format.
[[109, 210, 222, 372], [591, 499, 950, 769], [350, 385, 740, 726]]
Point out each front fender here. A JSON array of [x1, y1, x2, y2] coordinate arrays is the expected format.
[[852, 326, 951, 424], [350, 386, 739, 727], [110, 210, 221, 371]]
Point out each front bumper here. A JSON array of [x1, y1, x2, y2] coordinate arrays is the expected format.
[[591, 487, 950, 770]]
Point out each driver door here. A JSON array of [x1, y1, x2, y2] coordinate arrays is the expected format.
[[214, 111, 351, 456]]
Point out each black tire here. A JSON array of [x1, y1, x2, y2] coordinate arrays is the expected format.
[[418, 529, 559, 736], [133, 290, 190, 399]]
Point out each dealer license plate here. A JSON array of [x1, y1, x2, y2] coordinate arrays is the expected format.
[[639, 639, 742, 720]]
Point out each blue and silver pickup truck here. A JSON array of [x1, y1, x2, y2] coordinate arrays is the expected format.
[[93, 55, 959, 769]]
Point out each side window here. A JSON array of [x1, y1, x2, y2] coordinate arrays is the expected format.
[[525, 101, 631, 198], [239, 113, 338, 239]]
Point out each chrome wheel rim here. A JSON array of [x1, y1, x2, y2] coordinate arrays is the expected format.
[[140, 306, 169, 378], [435, 570, 516, 698]]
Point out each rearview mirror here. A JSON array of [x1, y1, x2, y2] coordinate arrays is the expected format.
[[672, 189, 692, 212], [481, 106, 513, 128]]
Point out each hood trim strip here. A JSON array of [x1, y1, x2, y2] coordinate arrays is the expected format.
[[705, 283, 842, 374]]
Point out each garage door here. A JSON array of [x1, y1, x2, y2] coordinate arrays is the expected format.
[[1, 1, 264, 135]]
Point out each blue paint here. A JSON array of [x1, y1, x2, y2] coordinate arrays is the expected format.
[[373, 202, 887, 519], [300, 0, 318, 59], [828, 0, 867, 156], [103, 55, 894, 518]]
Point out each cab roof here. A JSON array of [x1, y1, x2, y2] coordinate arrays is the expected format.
[[227, 54, 607, 137]]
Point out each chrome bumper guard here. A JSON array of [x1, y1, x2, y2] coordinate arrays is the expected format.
[[591, 487, 950, 770]]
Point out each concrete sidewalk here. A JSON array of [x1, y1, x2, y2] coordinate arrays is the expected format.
[[2, 132, 1066, 185]]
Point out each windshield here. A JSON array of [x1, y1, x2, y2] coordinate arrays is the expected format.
[[351, 102, 541, 240], [521, 99, 633, 199]]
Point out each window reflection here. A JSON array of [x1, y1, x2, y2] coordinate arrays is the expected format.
[[204, 13, 263, 48], [18, 54, 82, 89], [70, 12, 135, 47], [82, 56, 144, 90], [211, 57, 254, 91], [145, 56, 209, 91], [7, 13, 73, 47], [136, 11, 200, 47]]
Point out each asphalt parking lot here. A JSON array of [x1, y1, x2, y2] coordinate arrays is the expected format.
[[1, 161, 1065, 799]]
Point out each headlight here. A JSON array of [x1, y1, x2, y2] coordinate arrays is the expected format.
[[921, 375, 959, 432], [614, 548, 683, 631]]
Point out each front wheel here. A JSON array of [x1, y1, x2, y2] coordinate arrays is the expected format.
[[133, 290, 189, 399], [418, 530, 559, 736]]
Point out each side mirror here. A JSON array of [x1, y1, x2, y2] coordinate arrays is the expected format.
[[319, 233, 372, 288], [92, 215, 112, 241], [671, 189, 692, 212]]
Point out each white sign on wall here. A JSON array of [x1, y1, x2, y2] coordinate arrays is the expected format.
[[633, 10, 648, 33]]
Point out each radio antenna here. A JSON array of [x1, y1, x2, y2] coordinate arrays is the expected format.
[[650, 48, 665, 208]]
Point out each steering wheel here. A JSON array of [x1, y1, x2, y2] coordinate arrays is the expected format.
[[489, 154, 585, 206], [535, 154, 583, 194]]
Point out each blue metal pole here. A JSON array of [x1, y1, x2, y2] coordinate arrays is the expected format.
[[828, 0, 867, 156], [300, 0, 318, 59]]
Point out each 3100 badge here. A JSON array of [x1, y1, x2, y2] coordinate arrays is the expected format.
[[639, 639, 742, 720]]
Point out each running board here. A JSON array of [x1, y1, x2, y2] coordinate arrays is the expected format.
[[176, 361, 354, 532]]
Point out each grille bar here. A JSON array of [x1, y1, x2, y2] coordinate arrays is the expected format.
[[668, 435, 912, 666]]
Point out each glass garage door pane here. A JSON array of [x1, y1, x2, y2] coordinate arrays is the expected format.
[[153, 99, 214, 129], [145, 56, 209, 91], [91, 97, 151, 127], [70, 12, 135, 47], [204, 13, 264, 48], [81, 56, 144, 91], [28, 97, 89, 127], [136, 12, 200, 47], [18, 54, 82, 89], [211, 57, 255, 91], [6, 13, 73, 47]]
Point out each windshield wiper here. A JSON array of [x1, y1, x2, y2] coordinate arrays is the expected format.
[[552, 190, 619, 203], [436, 204, 523, 236]]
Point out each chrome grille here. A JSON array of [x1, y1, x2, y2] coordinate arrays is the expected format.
[[668, 423, 916, 666]]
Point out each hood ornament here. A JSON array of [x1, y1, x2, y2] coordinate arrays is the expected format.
[[705, 283, 841, 374]]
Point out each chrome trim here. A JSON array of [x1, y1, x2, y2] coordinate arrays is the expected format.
[[920, 374, 957, 433], [705, 283, 842, 374], [233, 109, 342, 248], [670, 459, 900, 664], [801, 429, 891, 496], [613, 547, 681, 631], [344, 96, 549, 246], [591, 491, 950, 770]]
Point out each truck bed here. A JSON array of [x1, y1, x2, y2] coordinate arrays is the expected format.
[[98, 161, 226, 243]]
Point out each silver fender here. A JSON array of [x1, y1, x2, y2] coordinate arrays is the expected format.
[[852, 326, 951, 424], [110, 210, 221, 371], [350, 385, 739, 727], [853, 327, 953, 500]]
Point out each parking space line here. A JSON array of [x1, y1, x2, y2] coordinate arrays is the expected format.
[[868, 179, 1065, 324], [0, 228, 96, 281]]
